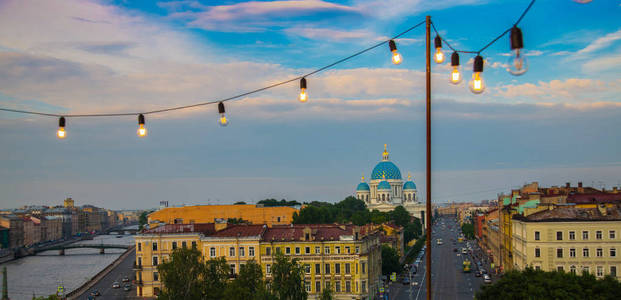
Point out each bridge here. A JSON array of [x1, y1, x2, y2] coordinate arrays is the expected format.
[[36, 243, 131, 255], [104, 223, 140, 235]]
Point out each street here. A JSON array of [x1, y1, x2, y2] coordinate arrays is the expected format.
[[387, 216, 490, 300], [74, 248, 138, 300]]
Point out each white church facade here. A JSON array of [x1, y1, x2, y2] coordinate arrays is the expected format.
[[355, 145, 427, 227]]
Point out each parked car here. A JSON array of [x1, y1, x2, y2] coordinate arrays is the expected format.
[[112, 281, 120, 288], [122, 277, 129, 282], [402, 276, 410, 285], [475, 270, 482, 277], [483, 274, 492, 283], [480, 269, 487, 274], [123, 284, 132, 291], [453, 248, 458, 252], [90, 290, 100, 296]]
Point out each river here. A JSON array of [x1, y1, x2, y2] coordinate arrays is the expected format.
[[0, 233, 135, 300]]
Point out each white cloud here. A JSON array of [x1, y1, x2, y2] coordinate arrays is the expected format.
[[576, 28, 621, 55], [496, 78, 621, 102], [582, 53, 621, 73], [285, 27, 377, 42]]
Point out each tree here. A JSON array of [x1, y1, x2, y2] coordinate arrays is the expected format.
[[224, 260, 271, 300], [203, 257, 231, 300], [404, 217, 422, 244], [461, 223, 474, 239], [381, 244, 401, 276], [389, 205, 411, 227], [476, 268, 621, 299], [319, 286, 333, 300], [234, 201, 247, 205], [270, 253, 308, 300], [138, 211, 148, 230], [257, 199, 301, 207], [370, 209, 388, 224]]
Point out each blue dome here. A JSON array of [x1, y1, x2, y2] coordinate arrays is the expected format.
[[371, 161, 402, 180], [356, 182, 370, 191], [403, 181, 416, 190], [378, 180, 391, 190]]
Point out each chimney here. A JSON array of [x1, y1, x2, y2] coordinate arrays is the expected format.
[[598, 204, 607, 216], [613, 187, 618, 193], [578, 182, 583, 188], [566, 182, 570, 188]]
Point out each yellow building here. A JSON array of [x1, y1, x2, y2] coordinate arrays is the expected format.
[[148, 204, 299, 227], [512, 205, 621, 280], [135, 223, 382, 299]]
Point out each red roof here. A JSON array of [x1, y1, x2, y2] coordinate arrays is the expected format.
[[209, 224, 266, 237], [566, 193, 621, 204], [262, 224, 371, 242], [143, 223, 215, 235]]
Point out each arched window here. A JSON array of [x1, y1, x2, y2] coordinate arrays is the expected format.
[[570, 265, 576, 274], [382, 194, 385, 202]]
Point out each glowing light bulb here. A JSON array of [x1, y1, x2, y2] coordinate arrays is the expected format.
[[507, 27, 528, 76], [449, 52, 462, 85], [388, 40, 402, 65], [137, 114, 147, 137], [434, 36, 444, 64], [57, 117, 66, 139], [217, 102, 229, 127], [299, 78, 308, 103], [469, 55, 485, 94]]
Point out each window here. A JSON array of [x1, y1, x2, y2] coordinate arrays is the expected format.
[[326, 281, 331, 290], [266, 247, 271, 256], [345, 246, 350, 254], [276, 247, 281, 254], [305, 247, 310, 254], [315, 246, 320, 254], [229, 247, 235, 257], [556, 231, 563, 241], [325, 264, 331, 274], [315, 281, 321, 293], [611, 266, 617, 277], [611, 248, 616, 257], [535, 248, 541, 258], [249, 247, 255, 257], [557, 266, 564, 272], [569, 231, 575, 240], [596, 230, 602, 240], [239, 247, 245, 257], [335, 246, 341, 254], [153, 242, 158, 251], [610, 230, 616, 239], [172, 242, 177, 250], [152, 256, 158, 266], [137, 257, 142, 266], [335, 281, 341, 292], [583, 248, 589, 257], [534, 231, 540, 241], [570, 265, 576, 274], [570, 248, 576, 258], [535, 266, 541, 271], [325, 246, 330, 254], [210, 247, 216, 257], [583, 266, 590, 273], [361, 262, 366, 274], [182, 241, 187, 248], [137, 242, 142, 251], [583, 231, 589, 240], [286, 247, 291, 255], [305, 282, 311, 292], [315, 264, 321, 274], [362, 281, 366, 293], [304, 264, 311, 274], [191, 241, 197, 249], [557, 248, 563, 258], [266, 264, 271, 274], [230, 264, 235, 275], [355, 246, 360, 254], [153, 272, 159, 281], [597, 266, 604, 277], [335, 263, 340, 274], [345, 281, 351, 293], [597, 248, 603, 257], [345, 263, 351, 274], [295, 247, 300, 255]]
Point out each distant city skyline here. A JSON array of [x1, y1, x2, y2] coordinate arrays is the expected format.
[[1, 0, 620, 209]]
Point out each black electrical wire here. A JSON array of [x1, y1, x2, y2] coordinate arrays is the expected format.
[[0, 21, 426, 118]]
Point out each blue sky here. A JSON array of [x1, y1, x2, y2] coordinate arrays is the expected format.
[[0, 0, 620, 209]]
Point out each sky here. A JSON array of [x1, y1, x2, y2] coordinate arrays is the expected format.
[[0, 0, 620, 209]]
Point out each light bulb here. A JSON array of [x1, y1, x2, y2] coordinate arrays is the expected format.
[[506, 49, 528, 76], [392, 51, 402, 65], [468, 72, 485, 94], [57, 117, 66, 139], [434, 48, 444, 64], [137, 124, 147, 137], [218, 114, 229, 127], [388, 40, 402, 65], [450, 66, 462, 84], [299, 88, 307, 103], [57, 127, 66, 139]]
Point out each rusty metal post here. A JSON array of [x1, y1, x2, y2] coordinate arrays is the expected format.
[[425, 15, 432, 300]]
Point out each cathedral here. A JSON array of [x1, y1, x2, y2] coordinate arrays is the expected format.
[[355, 144, 427, 227]]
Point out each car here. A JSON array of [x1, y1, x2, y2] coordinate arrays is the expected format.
[[122, 277, 129, 282], [402, 277, 410, 285], [453, 248, 457, 252], [87, 296, 95, 300], [480, 268, 487, 274], [123, 284, 132, 291], [90, 290, 100, 296], [112, 281, 120, 288], [483, 274, 492, 283], [475, 271, 482, 277]]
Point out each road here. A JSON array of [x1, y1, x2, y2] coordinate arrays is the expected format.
[[74, 248, 139, 300], [387, 216, 487, 300]]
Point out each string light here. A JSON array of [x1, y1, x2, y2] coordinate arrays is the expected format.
[[299, 78, 308, 103], [434, 36, 444, 64], [57, 117, 66, 139], [388, 40, 402, 65], [469, 55, 486, 94], [507, 26, 528, 76], [137, 114, 147, 137], [217, 102, 229, 127], [449, 52, 462, 85]]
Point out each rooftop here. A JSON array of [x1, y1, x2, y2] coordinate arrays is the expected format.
[[142, 223, 216, 235], [566, 193, 621, 204], [514, 205, 621, 222], [208, 224, 266, 237]]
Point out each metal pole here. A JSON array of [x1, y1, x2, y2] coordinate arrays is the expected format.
[[425, 15, 432, 300]]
